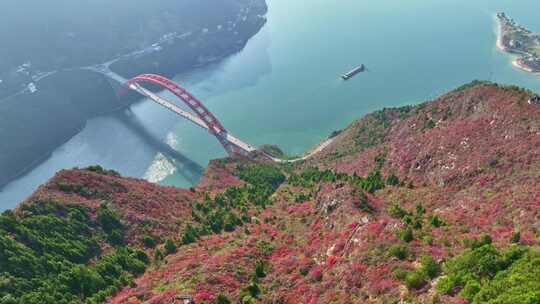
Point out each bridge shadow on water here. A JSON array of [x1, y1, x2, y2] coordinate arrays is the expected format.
[[114, 110, 205, 185]]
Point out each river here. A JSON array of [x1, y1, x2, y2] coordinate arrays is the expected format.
[[1, 0, 540, 211]]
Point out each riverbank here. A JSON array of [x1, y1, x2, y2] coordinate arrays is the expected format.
[[513, 59, 538, 73], [495, 14, 507, 52]]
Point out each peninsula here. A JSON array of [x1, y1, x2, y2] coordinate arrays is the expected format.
[[496, 12, 540, 73]]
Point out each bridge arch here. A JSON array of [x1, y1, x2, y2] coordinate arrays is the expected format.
[[125, 74, 249, 157]]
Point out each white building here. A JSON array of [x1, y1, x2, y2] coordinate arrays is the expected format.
[[27, 83, 38, 93]]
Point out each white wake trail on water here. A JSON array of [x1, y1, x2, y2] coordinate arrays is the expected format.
[[143, 133, 180, 183]]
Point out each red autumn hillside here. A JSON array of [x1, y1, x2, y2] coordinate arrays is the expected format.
[[26, 167, 197, 246], [16, 81, 540, 304]]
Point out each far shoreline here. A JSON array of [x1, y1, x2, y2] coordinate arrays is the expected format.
[[494, 13, 540, 75]]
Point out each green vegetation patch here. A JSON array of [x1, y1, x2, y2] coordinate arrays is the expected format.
[[289, 165, 399, 194], [437, 241, 540, 304], [354, 110, 392, 149], [0, 200, 148, 304], [399, 255, 441, 290], [238, 163, 286, 193], [182, 164, 286, 245]]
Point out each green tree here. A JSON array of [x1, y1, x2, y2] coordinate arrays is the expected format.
[[216, 294, 231, 304], [181, 224, 199, 245], [388, 202, 409, 219], [420, 255, 440, 279], [154, 248, 164, 262], [255, 260, 266, 278], [164, 239, 177, 255], [405, 271, 426, 290], [63, 265, 105, 298], [389, 245, 409, 260], [511, 231, 521, 243], [386, 174, 400, 186], [398, 227, 414, 242], [141, 235, 157, 248], [97, 204, 122, 233], [428, 214, 443, 227]]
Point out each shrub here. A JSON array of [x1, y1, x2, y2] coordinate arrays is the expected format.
[[374, 154, 386, 170], [411, 217, 423, 230], [415, 203, 425, 215], [393, 268, 408, 280], [164, 239, 177, 255], [256, 240, 274, 256], [423, 235, 434, 245], [420, 255, 440, 279], [255, 260, 266, 278], [424, 119, 436, 129], [436, 275, 458, 295], [223, 212, 241, 232], [141, 235, 157, 248], [428, 215, 443, 228], [389, 245, 409, 260], [464, 234, 492, 249], [294, 192, 311, 203], [358, 170, 386, 193], [240, 295, 256, 304], [181, 224, 199, 245], [97, 205, 121, 231], [354, 191, 373, 212], [216, 294, 231, 304], [398, 227, 414, 242], [405, 271, 426, 290], [459, 279, 481, 302], [388, 203, 409, 219], [386, 174, 400, 186], [133, 250, 149, 265], [511, 231, 521, 243], [154, 249, 164, 262], [86, 165, 106, 174], [107, 229, 124, 246], [240, 281, 261, 299]]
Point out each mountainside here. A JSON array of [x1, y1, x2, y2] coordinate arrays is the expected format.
[[1, 82, 539, 304]]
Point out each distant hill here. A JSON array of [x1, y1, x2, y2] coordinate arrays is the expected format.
[[2, 82, 540, 303], [0, 0, 266, 72]]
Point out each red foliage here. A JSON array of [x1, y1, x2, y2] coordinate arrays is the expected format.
[[194, 289, 215, 302], [16, 83, 540, 304], [325, 255, 338, 268], [148, 289, 178, 304], [308, 266, 323, 282]]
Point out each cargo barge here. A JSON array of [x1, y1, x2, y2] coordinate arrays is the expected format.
[[341, 64, 365, 80]]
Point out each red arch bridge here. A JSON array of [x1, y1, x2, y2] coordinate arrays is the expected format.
[[125, 74, 272, 160]]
